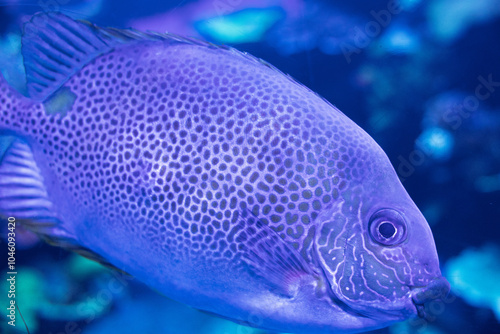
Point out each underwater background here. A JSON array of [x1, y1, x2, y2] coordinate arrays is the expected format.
[[0, 0, 499, 333]]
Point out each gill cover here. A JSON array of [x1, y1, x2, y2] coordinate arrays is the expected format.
[[313, 186, 441, 319]]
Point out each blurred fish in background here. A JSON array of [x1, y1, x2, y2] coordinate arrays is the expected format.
[[0, 0, 499, 333]]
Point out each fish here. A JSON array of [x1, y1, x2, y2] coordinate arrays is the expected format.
[[0, 12, 450, 334]]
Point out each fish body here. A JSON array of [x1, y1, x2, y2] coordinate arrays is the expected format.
[[0, 13, 449, 333]]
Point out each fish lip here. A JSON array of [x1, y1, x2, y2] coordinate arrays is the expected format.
[[410, 276, 450, 318], [412, 300, 427, 318]]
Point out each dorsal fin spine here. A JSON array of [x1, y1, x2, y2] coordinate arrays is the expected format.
[[47, 22, 90, 55], [47, 25, 86, 55], [36, 37, 74, 67], [57, 17, 103, 49]]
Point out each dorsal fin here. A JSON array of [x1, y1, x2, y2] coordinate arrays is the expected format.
[[22, 12, 165, 102], [22, 12, 345, 117], [23, 12, 110, 101]]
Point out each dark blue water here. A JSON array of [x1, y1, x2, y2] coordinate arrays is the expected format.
[[0, 0, 499, 333]]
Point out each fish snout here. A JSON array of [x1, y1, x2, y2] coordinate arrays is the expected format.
[[411, 277, 451, 318]]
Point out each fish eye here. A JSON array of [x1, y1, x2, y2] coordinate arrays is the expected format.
[[378, 222, 396, 238], [368, 209, 407, 246]]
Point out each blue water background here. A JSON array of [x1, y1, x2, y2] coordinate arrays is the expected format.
[[0, 0, 499, 333]]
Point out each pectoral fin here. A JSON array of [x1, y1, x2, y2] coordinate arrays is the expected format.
[[231, 210, 318, 297]]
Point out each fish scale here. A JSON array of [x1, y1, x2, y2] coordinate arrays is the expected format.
[[0, 12, 450, 334]]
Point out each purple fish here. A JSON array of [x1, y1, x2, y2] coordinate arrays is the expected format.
[[0, 12, 449, 333]]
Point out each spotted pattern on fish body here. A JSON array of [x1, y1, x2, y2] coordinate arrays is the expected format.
[[0, 12, 450, 334], [3, 41, 373, 261]]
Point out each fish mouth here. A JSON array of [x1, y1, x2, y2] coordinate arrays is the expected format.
[[410, 277, 450, 318]]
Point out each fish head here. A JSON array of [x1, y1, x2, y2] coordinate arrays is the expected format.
[[313, 151, 449, 326]]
